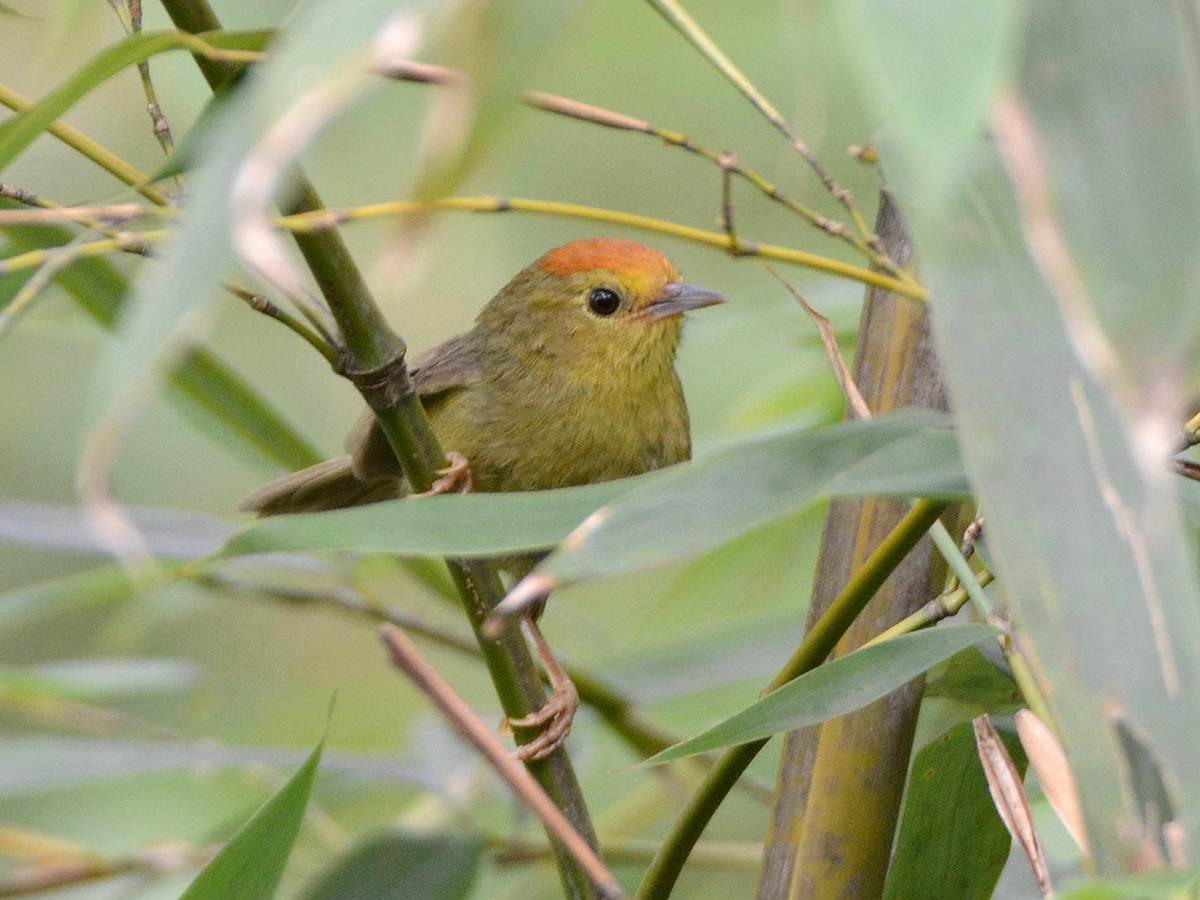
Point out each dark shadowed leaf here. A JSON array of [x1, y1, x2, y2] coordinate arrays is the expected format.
[[177, 738, 322, 900], [882, 720, 1027, 900], [297, 831, 484, 900], [644, 624, 995, 765]]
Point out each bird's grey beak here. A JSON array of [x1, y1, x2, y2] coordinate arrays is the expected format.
[[639, 281, 728, 321]]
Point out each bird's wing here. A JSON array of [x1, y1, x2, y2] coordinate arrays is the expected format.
[[346, 333, 481, 481]]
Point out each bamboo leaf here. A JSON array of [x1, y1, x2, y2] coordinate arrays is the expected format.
[[0, 201, 321, 470], [532, 410, 964, 586], [219, 480, 635, 560], [217, 414, 962, 563], [834, 0, 1023, 205], [882, 720, 1027, 900], [297, 832, 483, 900], [178, 738, 322, 900], [888, 0, 1200, 864], [1056, 871, 1200, 900], [86, 0, 426, 448], [0, 30, 271, 175], [644, 624, 995, 765]]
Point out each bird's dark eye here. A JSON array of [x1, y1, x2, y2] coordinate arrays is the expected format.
[[587, 287, 621, 317]]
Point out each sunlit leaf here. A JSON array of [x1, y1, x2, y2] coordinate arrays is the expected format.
[[644, 624, 995, 765], [882, 720, 1027, 900], [297, 831, 483, 900], [177, 738, 322, 900], [1056, 870, 1200, 900]]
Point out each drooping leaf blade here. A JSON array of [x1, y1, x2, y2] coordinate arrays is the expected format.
[[644, 624, 995, 765]]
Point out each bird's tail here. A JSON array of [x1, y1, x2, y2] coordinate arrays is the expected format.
[[238, 456, 400, 516]]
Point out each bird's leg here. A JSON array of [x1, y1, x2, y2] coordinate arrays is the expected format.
[[413, 450, 472, 497], [506, 616, 579, 762]]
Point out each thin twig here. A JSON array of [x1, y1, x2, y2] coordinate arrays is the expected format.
[[642, 0, 880, 251], [759, 262, 870, 418], [222, 283, 340, 364], [0, 231, 96, 341], [523, 92, 910, 283], [380, 624, 626, 900], [866, 569, 995, 645]]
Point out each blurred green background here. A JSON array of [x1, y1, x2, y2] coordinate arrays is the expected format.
[[0, 0, 919, 897]]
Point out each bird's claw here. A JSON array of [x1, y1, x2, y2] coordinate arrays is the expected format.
[[504, 680, 579, 762], [414, 451, 472, 497]]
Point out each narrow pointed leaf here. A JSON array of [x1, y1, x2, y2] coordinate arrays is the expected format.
[[178, 738, 322, 900], [644, 624, 995, 765], [534, 410, 965, 586], [219, 479, 636, 560]]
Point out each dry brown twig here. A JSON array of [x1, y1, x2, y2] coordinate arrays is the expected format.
[[379, 624, 626, 900]]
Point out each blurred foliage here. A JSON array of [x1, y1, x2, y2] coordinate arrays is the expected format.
[[1, 0, 1199, 898]]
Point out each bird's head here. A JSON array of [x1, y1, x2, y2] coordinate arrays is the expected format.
[[477, 238, 726, 379]]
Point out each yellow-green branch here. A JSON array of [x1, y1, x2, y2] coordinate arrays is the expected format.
[[280, 197, 928, 300]]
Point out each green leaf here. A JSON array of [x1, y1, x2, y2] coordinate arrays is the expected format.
[[148, 78, 244, 183], [894, 132, 1200, 869], [644, 624, 996, 765], [534, 410, 965, 587], [218, 479, 636, 560], [178, 737, 323, 900], [888, 1, 1200, 866], [834, 0, 1023, 207], [0, 200, 321, 470], [87, 0, 426, 450], [923, 647, 1022, 714], [882, 721, 1027, 900], [0, 30, 271, 175], [297, 831, 484, 900]]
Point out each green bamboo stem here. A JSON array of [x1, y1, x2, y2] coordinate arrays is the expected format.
[[157, 3, 601, 897], [635, 499, 950, 900]]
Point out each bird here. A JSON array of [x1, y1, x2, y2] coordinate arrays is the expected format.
[[240, 237, 726, 759]]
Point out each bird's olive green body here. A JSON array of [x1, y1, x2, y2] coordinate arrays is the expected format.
[[240, 240, 724, 581]]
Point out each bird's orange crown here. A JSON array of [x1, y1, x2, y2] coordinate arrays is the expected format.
[[537, 238, 676, 282]]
